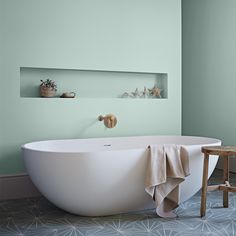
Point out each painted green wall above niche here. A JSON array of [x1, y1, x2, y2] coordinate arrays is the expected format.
[[0, 0, 181, 174]]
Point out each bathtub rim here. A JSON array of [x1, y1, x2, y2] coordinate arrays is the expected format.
[[21, 135, 222, 154]]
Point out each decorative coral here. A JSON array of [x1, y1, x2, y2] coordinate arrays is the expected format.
[[141, 86, 149, 98], [121, 85, 163, 98]]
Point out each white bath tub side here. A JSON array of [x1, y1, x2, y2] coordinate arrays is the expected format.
[[22, 135, 221, 216]]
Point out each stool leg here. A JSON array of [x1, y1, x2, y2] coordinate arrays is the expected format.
[[223, 155, 229, 208], [201, 153, 209, 217]]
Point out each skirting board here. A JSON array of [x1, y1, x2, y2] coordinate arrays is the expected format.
[[0, 173, 41, 201]]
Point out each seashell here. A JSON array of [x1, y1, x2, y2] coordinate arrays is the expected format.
[[121, 92, 129, 98], [60, 92, 76, 98]]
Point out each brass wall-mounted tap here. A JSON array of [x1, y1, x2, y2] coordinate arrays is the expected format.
[[98, 114, 117, 128]]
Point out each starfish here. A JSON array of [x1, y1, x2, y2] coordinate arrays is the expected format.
[[149, 86, 162, 98]]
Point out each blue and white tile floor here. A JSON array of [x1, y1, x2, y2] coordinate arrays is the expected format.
[[1, 169, 236, 236]]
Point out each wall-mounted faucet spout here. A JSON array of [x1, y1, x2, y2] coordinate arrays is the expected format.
[[98, 114, 117, 128]]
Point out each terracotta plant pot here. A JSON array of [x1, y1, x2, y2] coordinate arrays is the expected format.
[[40, 86, 56, 97]]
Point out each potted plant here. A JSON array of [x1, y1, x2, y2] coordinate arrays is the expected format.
[[39, 79, 57, 97]]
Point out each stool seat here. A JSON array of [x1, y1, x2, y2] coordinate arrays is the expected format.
[[202, 146, 236, 156], [200, 145, 236, 217]]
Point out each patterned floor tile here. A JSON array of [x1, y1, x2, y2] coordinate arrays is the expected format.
[[0, 169, 236, 236]]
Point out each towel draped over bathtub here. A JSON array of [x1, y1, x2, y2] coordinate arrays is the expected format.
[[145, 145, 190, 218]]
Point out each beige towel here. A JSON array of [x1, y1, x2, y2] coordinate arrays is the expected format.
[[145, 144, 190, 218]]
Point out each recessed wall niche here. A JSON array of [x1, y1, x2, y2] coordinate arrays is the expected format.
[[20, 67, 168, 99]]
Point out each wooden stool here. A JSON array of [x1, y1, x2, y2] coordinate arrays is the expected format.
[[201, 146, 236, 217]]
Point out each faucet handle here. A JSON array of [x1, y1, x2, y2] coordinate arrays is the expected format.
[[98, 114, 117, 128]]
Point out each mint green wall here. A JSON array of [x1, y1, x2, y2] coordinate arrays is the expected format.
[[182, 0, 236, 144], [0, 0, 181, 174]]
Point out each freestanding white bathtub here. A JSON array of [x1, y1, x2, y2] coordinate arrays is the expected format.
[[22, 135, 221, 216]]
